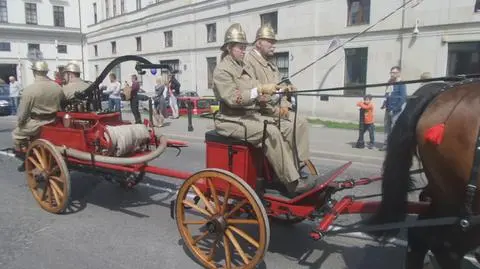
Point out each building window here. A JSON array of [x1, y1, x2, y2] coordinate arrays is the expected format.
[[260, 11, 278, 34], [105, 0, 110, 19], [28, 43, 40, 51], [344, 47, 368, 97], [207, 57, 217, 88], [136, 37, 142, 51], [93, 45, 98, 56], [25, 3, 37, 25], [93, 3, 97, 23], [94, 64, 99, 77], [273, 52, 289, 79], [0, 0, 7, 23], [53, 6, 65, 27], [121, 0, 125, 14], [0, 42, 10, 51], [57, 45, 67, 54], [476, 0, 480, 12], [136, 0, 141, 10], [347, 0, 370, 26], [111, 41, 116, 54], [164, 31, 173, 47], [447, 42, 480, 76], [206, 23, 216, 43], [159, 59, 180, 75]]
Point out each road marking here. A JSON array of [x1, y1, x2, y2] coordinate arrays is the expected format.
[[0, 150, 16, 158]]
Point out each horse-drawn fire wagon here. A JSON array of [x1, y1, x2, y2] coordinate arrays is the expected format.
[[4, 54, 480, 269]]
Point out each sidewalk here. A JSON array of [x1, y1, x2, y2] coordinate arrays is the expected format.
[[122, 112, 387, 167]]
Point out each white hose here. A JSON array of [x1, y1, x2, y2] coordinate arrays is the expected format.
[[55, 135, 167, 165], [105, 124, 152, 156], [55, 124, 168, 165]]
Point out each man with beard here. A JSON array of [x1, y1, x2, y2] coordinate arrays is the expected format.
[[243, 24, 313, 174]]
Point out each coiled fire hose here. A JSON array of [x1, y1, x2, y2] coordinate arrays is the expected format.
[[56, 124, 168, 165]]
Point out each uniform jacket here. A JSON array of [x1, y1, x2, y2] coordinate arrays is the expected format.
[[213, 54, 260, 116], [62, 77, 91, 100], [12, 76, 65, 140], [243, 49, 291, 115]]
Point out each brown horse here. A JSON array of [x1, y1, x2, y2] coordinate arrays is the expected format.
[[367, 79, 480, 269]]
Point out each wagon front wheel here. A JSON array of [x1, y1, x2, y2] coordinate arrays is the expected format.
[[25, 139, 71, 214], [175, 168, 270, 269]]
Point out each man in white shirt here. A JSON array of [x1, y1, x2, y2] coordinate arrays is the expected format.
[[9, 76, 22, 115]]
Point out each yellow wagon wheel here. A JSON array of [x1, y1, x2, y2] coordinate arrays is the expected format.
[[304, 159, 318, 176], [25, 139, 71, 214], [175, 168, 270, 269]]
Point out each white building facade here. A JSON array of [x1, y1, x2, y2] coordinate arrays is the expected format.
[[0, 0, 84, 88], [82, 0, 480, 123]]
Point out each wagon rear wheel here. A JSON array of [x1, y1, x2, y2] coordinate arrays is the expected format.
[[25, 139, 71, 214], [175, 168, 270, 269]]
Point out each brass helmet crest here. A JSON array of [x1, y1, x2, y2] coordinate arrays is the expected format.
[[221, 23, 248, 50], [255, 24, 277, 42], [31, 61, 49, 72]]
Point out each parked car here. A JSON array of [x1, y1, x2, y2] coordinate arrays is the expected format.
[[166, 96, 211, 116], [0, 84, 12, 116]]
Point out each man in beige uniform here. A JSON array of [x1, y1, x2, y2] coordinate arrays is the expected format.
[[244, 24, 311, 166], [12, 61, 65, 151], [213, 23, 318, 195], [62, 62, 90, 100]]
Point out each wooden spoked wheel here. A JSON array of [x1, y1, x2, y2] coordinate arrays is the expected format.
[[25, 139, 71, 214], [304, 159, 318, 176], [175, 168, 270, 269]]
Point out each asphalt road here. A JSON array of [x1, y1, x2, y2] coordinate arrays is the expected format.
[[0, 116, 478, 269]]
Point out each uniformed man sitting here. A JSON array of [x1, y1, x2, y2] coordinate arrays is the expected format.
[[62, 61, 90, 100], [212, 23, 319, 195], [244, 24, 311, 172], [12, 61, 66, 152]]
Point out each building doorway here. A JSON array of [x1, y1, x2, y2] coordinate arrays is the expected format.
[[0, 64, 17, 83]]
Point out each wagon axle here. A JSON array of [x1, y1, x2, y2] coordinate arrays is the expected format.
[[206, 215, 228, 235]]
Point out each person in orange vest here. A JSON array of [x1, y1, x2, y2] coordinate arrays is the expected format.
[[354, 94, 375, 149]]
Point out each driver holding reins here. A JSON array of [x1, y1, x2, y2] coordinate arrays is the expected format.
[[244, 24, 311, 173], [212, 23, 321, 195]]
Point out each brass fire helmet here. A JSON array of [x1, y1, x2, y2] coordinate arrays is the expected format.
[[31, 61, 49, 72], [221, 23, 249, 51], [255, 24, 277, 43], [64, 62, 81, 73]]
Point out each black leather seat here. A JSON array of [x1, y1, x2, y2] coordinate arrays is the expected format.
[[205, 130, 250, 146]]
